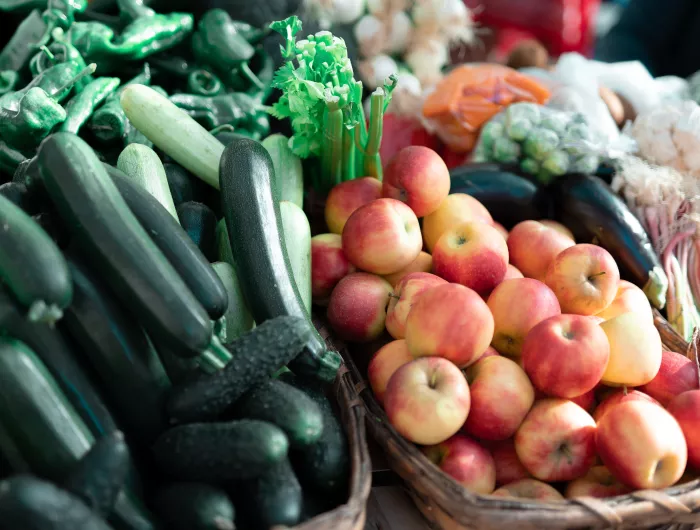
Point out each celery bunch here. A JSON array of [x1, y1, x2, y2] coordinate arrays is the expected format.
[[268, 16, 396, 193]]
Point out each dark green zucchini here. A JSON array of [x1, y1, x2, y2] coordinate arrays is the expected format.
[[152, 483, 235, 530], [0, 182, 29, 210], [163, 162, 205, 206], [176, 201, 218, 263], [37, 132, 213, 357], [32, 211, 71, 249], [0, 193, 72, 324], [105, 163, 228, 320], [219, 138, 341, 383], [62, 252, 170, 445], [152, 420, 288, 482], [548, 174, 668, 309], [166, 316, 315, 424]]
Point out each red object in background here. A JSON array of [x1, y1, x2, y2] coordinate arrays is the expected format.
[[380, 114, 441, 168], [464, 0, 601, 58]]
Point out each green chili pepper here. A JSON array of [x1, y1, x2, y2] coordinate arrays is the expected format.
[[192, 10, 255, 69], [60, 76, 120, 133], [0, 71, 18, 96], [0, 0, 44, 12], [116, 0, 154, 21], [0, 10, 46, 95], [187, 69, 223, 97], [30, 29, 93, 91], [0, 140, 26, 175], [36, 0, 88, 48], [229, 20, 269, 44]]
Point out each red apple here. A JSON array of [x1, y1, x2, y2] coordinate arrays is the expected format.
[[565, 466, 631, 498], [491, 479, 564, 501], [423, 434, 496, 494], [327, 272, 392, 342], [667, 390, 700, 470], [481, 346, 500, 359], [384, 357, 471, 445], [422, 194, 493, 252], [595, 279, 653, 323], [382, 146, 450, 218], [367, 339, 414, 403], [383, 251, 433, 287], [538, 220, 575, 242], [311, 233, 356, 305], [493, 222, 509, 240], [522, 315, 610, 398], [596, 400, 687, 489], [325, 177, 382, 234], [342, 198, 422, 275], [545, 244, 620, 315], [386, 272, 447, 339], [592, 389, 660, 423], [487, 278, 561, 357], [504, 264, 524, 280], [515, 399, 597, 482], [489, 439, 531, 486], [639, 350, 699, 407], [463, 356, 535, 441], [405, 283, 494, 368], [569, 388, 597, 414], [507, 221, 574, 281]]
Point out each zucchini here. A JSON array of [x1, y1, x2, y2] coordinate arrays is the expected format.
[[176, 201, 218, 263], [32, 211, 70, 249], [219, 138, 341, 383], [152, 483, 235, 530], [63, 252, 170, 446], [163, 162, 205, 206], [280, 201, 312, 314], [215, 219, 235, 267], [105, 163, 228, 320], [261, 133, 304, 208], [211, 261, 254, 343], [152, 420, 288, 482], [0, 182, 29, 210], [166, 316, 315, 424], [548, 174, 668, 309], [116, 143, 179, 221], [0, 193, 72, 324], [37, 132, 214, 359]]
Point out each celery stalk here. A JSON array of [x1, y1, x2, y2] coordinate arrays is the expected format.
[[321, 102, 344, 192], [342, 127, 356, 181], [363, 89, 386, 179]]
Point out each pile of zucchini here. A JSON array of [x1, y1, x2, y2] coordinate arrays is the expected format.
[[0, 129, 346, 529]]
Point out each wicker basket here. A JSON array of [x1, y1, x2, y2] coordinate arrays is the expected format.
[[341, 310, 700, 530]]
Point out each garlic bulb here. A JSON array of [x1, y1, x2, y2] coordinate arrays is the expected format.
[[358, 54, 399, 90], [354, 14, 385, 57], [386, 11, 412, 54], [387, 72, 424, 117], [412, 0, 475, 44], [406, 39, 448, 87], [330, 0, 367, 25]]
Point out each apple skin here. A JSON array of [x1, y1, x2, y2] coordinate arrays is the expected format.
[[463, 356, 535, 441], [565, 466, 631, 499], [595, 280, 653, 323], [504, 264, 524, 280], [423, 434, 497, 494], [667, 390, 700, 470], [342, 198, 423, 275], [600, 312, 662, 387], [592, 389, 660, 423], [422, 193, 493, 252], [569, 388, 597, 414], [384, 357, 471, 445], [545, 244, 621, 315], [481, 346, 500, 359], [405, 283, 495, 368], [383, 251, 433, 287], [327, 273, 393, 342], [493, 222, 509, 240], [432, 222, 509, 295], [386, 272, 447, 339], [515, 399, 597, 482], [539, 220, 575, 242], [638, 350, 699, 407], [367, 339, 414, 404], [325, 177, 382, 234], [507, 221, 574, 282], [487, 278, 561, 357], [596, 400, 687, 489], [489, 438, 531, 486], [311, 233, 356, 305], [382, 146, 450, 218], [491, 479, 564, 501]]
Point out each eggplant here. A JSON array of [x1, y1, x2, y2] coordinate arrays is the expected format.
[[449, 163, 550, 228], [548, 174, 667, 309]]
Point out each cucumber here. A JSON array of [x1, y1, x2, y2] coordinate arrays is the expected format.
[[37, 132, 214, 358], [280, 201, 312, 314], [219, 138, 341, 383], [152, 483, 235, 530], [0, 182, 29, 210], [176, 201, 218, 263], [261, 133, 304, 208], [215, 219, 235, 267], [211, 261, 254, 343], [63, 431, 131, 517], [0, 193, 72, 324], [63, 252, 170, 446], [0, 475, 114, 530], [166, 316, 315, 424], [152, 420, 288, 482], [232, 379, 323, 449], [163, 162, 205, 206], [117, 143, 179, 221], [105, 163, 228, 320]]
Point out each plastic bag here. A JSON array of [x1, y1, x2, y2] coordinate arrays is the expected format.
[[421, 64, 551, 153]]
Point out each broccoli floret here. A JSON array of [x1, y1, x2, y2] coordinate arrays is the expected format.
[[493, 137, 521, 164], [479, 121, 505, 151], [506, 102, 541, 126], [520, 158, 540, 175], [540, 114, 568, 136], [542, 150, 570, 176], [570, 154, 600, 175], [506, 118, 533, 141], [523, 128, 559, 161]]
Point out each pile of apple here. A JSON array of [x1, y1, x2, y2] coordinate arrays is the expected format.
[[311, 146, 700, 501]]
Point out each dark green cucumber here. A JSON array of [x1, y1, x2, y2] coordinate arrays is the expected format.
[[0, 475, 114, 530], [152, 420, 288, 482], [37, 132, 213, 357], [0, 192, 72, 324], [176, 201, 218, 263], [166, 316, 315, 424], [63, 252, 170, 445], [105, 163, 227, 320], [63, 431, 131, 517], [232, 379, 323, 449], [0, 182, 29, 210], [219, 138, 341, 383], [163, 162, 205, 206], [152, 483, 235, 530]]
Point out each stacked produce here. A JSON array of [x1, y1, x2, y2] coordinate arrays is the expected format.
[[320, 145, 699, 500]]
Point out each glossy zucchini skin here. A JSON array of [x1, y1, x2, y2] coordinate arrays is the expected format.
[[176, 201, 218, 263]]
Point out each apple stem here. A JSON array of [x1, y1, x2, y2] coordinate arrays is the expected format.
[[588, 271, 607, 280], [622, 386, 628, 396], [688, 327, 700, 388], [388, 293, 401, 300]]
